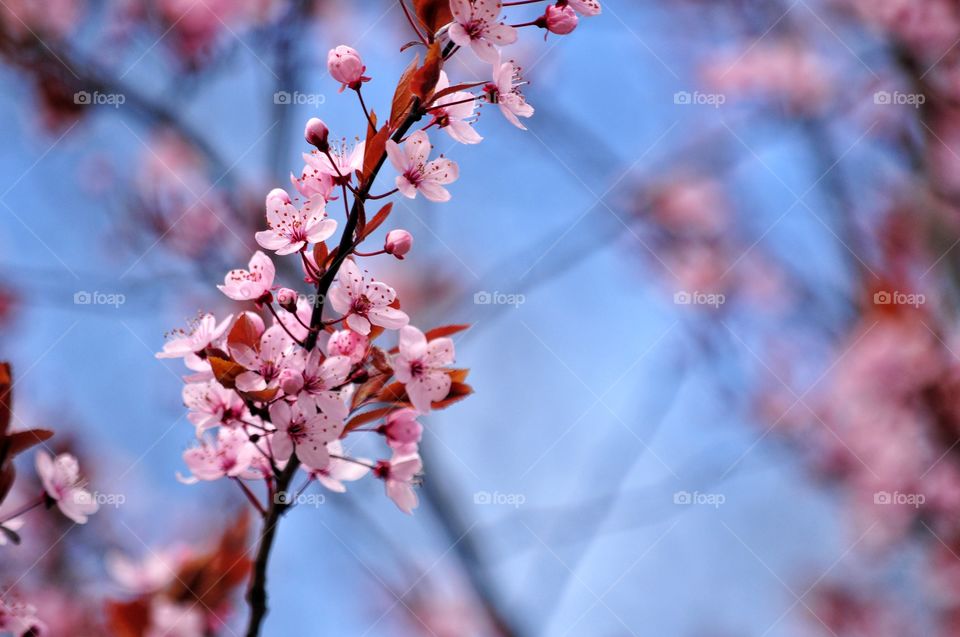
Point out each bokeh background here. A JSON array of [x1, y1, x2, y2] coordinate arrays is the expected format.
[[2, 0, 958, 635]]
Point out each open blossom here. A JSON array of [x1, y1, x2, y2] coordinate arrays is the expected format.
[[375, 453, 422, 514], [230, 325, 296, 393], [329, 259, 409, 335], [310, 440, 369, 492], [35, 451, 98, 524], [381, 408, 423, 456], [564, 0, 602, 16], [282, 349, 352, 420], [386, 130, 459, 202], [393, 325, 455, 412], [291, 161, 336, 201], [487, 59, 535, 130], [449, 0, 518, 64], [269, 397, 342, 470], [304, 141, 365, 186], [328, 329, 368, 364], [327, 45, 370, 92], [255, 192, 337, 255], [431, 71, 482, 145], [156, 313, 232, 359], [107, 547, 186, 593], [0, 598, 45, 637], [181, 427, 256, 482], [217, 250, 275, 301], [182, 380, 247, 435]]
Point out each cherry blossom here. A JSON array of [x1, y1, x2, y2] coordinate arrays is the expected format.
[[386, 130, 459, 202], [304, 141, 365, 186], [255, 192, 337, 255], [381, 408, 423, 456], [430, 72, 483, 145], [182, 380, 247, 435], [230, 325, 296, 393], [486, 59, 535, 130], [35, 451, 99, 524], [155, 313, 232, 359], [106, 548, 184, 593], [564, 0, 602, 16], [218, 250, 275, 301], [0, 598, 45, 637], [374, 453, 422, 514], [327, 329, 368, 364], [327, 45, 370, 92], [273, 294, 313, 342], [449, 0, 518, 64], [268, 397, 342, 470], [328, 258, 409, 335], [544, 5, 579, 34], [145, 599, 205, 637], [310, 440, 369, 493], [282, 349, 352, 420], [291, 160, 336, 201], [393, 325, 455, 412], [304, 117, 329, 150], [384, 229, 413, 259], [180, 427, 256, 482]]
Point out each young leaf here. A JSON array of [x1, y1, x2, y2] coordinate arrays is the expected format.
[[411, 42, 443, 101], [432, 382, 474, 409], [424, 324, 471, 340], [209, 356, 246, 389], [362, 125, 392, 182], [361, 202, 394, 240], [414, 0, 453, 36], [7, 428, 54, 457], [353, 373, 392, 409], [343, 406, 393, 436], [228, 314, 260, 352], [391, 55, 420, 127]]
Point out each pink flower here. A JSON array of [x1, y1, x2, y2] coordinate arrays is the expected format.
[[543, 5, 578, 34], [431, 71, 483, 145], [0, 598, 45, 637], [304, 117, 329, 151], [564, 0, 601, 16], [283, 349, 353, 420], [106, 547, 186, 593], [145, 599, 204, 637], [374, 453, 422, 514], [449, 0, 518, 64], [386, 130, 459, 202], [392, 325, 455, 412], [218, 250, 275, 301], [311, 440, 369, 492], [486, 59, 535, 130], [328, 329, 368, 364], [380, 408, 423, 455], [230, 325, 297, 392], [35, 451, 98, 524], [328, 45, 370, 92], [291, 161, 336, 201], [384, 229, 413, 259], [304, 141, 365, 186], [255, 192, 337, 255], [269, 396, 342, 470], [182, 380, 247, 435], [328, 259, 409, 335], [156, 313, 233, 359], [180, 427, 256, 482]]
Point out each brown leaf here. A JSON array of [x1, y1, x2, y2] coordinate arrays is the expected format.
[[390, 55, 420, 127], [104, 598, 150, 637], [361, 202, 394, 240], [376, 381, 409, 404], [414, 0, 453, 36], [411, 42, 443, 101], [168, 511, 251, 610], [313, 241, 328, 271], [353, 373, 392, 409], [432, 382, 474, 409], [227, 314, 260, 352], [343, 406, 393, 436], [0, 461, 14, 507], [425, 324, 471, 340], [209, 356, 246, 390], [369, 347, 393, 374], [362, 125, 392, 184], [7, 428, 54, 457], [447, 368, 470, 383], [242, 388, 279, 403]]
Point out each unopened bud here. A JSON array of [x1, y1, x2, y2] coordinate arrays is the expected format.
[[384, 229, 413, 260], [304, 117, 329, 152], [541, 5, 578, 35]]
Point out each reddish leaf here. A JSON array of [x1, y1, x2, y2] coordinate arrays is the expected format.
[[362, 124, 392, 183], [242, 387, 278, 403], [343, 406, 393, 436], [376, 381, 409, 404], [104, 598, 151, 637], [209, 356, 246, 389], [228, 314, 260, 352], [447, 368, 470, 383], [390, 55, 420, 127], [414, 0, 453, 36], [425, 324, 471, 340], [369, 346, 393, 374], [313, 241, 328, 270], [0, 362, 11, 437], [411, 42, 443, 101], [0, 462, 14, 506], [7, 428, 53, 457], [352, 373, 392, 409], [361, 202, 394, 240], [432, 382, 474, 409], [167, 511, 251, 610]]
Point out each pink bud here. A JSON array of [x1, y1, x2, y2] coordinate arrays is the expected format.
[[543, 5, 578, 34], [265, 187, 291, 207], [328, 45, 370, 92], [328, 329, 368, 364], [276, 287, 299, 311], [381, 409, 422, 454], [384, 229, 413, 260], [304, 117, 330, 151]]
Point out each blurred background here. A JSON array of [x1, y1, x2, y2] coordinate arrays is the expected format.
[[2, 0, 959, 635]]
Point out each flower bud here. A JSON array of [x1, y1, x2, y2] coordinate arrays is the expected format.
[[304, 117, 329, 152], [265, 187, 291, 207], [328, 45, 370, 92], [276, 287, 299, 312], [384, 229, 413, 260], [542, 5, 578, 34], [328, 329, 368, 364]]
